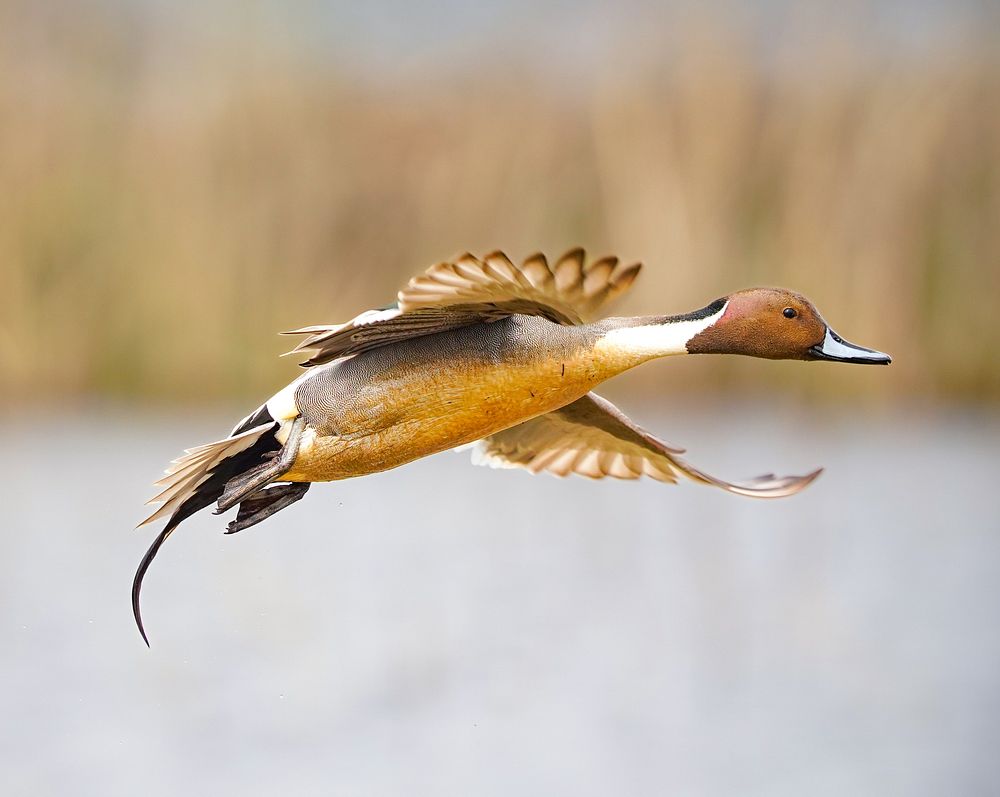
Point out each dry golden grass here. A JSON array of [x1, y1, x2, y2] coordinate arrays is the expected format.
[[0, 12, 997, 406]]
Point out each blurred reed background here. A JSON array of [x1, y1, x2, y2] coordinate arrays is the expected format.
[[0, 0, 997, 408]]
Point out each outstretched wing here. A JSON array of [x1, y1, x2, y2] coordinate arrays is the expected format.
[[283, 248, 641, 367], [471, 393, 821, 498]]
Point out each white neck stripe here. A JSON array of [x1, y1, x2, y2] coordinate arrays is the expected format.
[[596, 301, 728, 359]]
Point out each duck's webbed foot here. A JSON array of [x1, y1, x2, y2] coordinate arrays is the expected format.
[[216, 416, 306, 513], [225, 482, 311, 534]]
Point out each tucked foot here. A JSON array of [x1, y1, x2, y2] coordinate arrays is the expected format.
[[225, 482, 311, 534], [215, 416, 306, 513], [217, 460, 277, 511]]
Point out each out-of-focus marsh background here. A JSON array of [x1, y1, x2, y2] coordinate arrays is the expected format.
[[1, 1, 998, 795], [2, 0, 998, 403]]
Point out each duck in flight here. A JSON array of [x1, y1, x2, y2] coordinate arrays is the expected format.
[[135, 248, 891, 644]]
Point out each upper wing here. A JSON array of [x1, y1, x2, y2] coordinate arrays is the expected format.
[[283, 248, 641, 367], [471, 393, 822, 498]]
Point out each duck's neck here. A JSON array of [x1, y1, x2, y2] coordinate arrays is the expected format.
[[592, 299, 728, 368]]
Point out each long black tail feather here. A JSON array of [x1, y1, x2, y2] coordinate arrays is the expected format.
[[133, 428, 281, 646]]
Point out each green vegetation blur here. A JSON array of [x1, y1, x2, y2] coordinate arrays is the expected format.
[[1, 1, 997, 406]]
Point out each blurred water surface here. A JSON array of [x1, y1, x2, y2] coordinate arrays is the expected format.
[[1, 403, 997, 796]]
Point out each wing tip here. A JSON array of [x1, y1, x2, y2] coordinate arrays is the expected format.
[[730, 465, 824, 498]]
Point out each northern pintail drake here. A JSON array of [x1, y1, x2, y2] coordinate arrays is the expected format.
[[135, 248, 890, 643]]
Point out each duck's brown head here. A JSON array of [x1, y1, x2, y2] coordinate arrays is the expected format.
[[686, 288, 891, 364]]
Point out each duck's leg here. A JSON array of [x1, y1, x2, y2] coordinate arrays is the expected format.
[[225, 482, 311, 534], [215, 416, 306, 513]]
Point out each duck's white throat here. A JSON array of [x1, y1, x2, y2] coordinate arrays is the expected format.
[[596, 301, 728, 359]]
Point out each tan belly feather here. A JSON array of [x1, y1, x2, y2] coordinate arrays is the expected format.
[[280, 319, 614, 482]]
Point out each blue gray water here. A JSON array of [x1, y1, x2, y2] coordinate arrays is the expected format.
[[1, 402, 998, 796]]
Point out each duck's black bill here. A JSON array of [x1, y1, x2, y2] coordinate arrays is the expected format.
[[808, 328, 891, 365]]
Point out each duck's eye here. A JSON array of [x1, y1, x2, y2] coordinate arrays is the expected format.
[[783, 307, 797, 319]]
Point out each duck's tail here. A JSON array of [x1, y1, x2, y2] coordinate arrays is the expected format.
[[133, 407, 281, 645]]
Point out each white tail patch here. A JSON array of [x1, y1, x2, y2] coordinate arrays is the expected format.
[[138, 422, 275, 528], [265, 371, 313, 421]]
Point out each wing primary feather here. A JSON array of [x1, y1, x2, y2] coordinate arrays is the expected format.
[[472, 392, 822, 498], [289, 249, 641, 366]]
